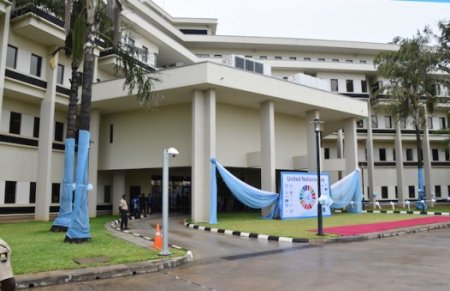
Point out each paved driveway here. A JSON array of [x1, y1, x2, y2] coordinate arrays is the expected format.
[[29, 215, 450, 291]]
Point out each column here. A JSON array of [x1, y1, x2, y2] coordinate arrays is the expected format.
[[260, 101, 275, 217], [422, 110, 432, 206], [395, 120, 405, 207], [0, 5, 11, 126], [191, 89, 216, 222], [112, 171, 126, 216], [366, 101, 376, 206], [88, 110, 100, 217], [35, 50, 59, 221], [336, 129, 344, 179], [306, 110, 321, 172], [344, 118, 358, 174]]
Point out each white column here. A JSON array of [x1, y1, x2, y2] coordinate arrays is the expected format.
[[395, 120, 405, 206], [88, 110, 100, 217], [35, 50, 59, 221], [336, 129, 344, 179], [306, 110, 321, 172], [191, 89, 216, 222], [344, 118, 358, 174], [366, 101, 376, 205], [260, 101, 276, 217], [422, 110, 432, 206], [112, 171, 126, 216], [0, 6, 11, 126]]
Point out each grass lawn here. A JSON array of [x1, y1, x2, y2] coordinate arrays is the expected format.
[[0, 216, 184, 275], [196, 211, 429, 239]]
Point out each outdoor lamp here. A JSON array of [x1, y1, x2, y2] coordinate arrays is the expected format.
[[160, 147, 180, 256], [313, 118, 324, 236]]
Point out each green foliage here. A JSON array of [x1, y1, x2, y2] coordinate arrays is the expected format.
[[0, 216, 184, 275], [13, 0, 65, 18]]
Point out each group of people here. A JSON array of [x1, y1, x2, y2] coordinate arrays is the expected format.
[[118, 193, 153, 231]]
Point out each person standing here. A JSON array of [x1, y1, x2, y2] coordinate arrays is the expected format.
[[146, 193, 152, 214], [119, 195, 129, 230], [0, 238, 15, 291], [139, 193, 147, 216]]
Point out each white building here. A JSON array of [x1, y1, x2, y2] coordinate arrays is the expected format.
[[0, 0, 447, 222]]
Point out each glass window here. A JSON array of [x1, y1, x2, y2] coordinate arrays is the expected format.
[[428, 117, 433, 129], [4, 181, 16, 204], [445, 149, 450, 161], [52, 183, 60, 203], [324, 148, 330, 159], [406, 149, 414, 161], [245, 59, 254, 71], [361, 80, 368, 93], [385, 116, 392, 129], [432, 149, 439, 161], [57, 64, 64, 85], [381, 186, 388, 199], [104, 185, 111, 203], [330, 79, 338, 92], [235, 57, 244, 69], [109, 124, 114, 144], [255, 62, 263, 74], [54, 121, 64, 142], [435, 185, 441, 198], [408, 186, 415, 198], [332, 58, 339, 62], [6, 45, 18, 69], [33, 117, 40, 138], [346, 80, 354, 92], [304, 57, 311, 61], [379, 148, 386, 161], [440, 117, 447, 129], [356, 120, 364, 128], [395, 186, 398, 198], [318, 58, 325, 62], [345, 59, 353, 63], [142, 46, 148, 63], [360, 60, 367, 64], [30, 54, 42, 77], [393, 149, 396, 161], [9, 111, 21, 134], [30, 182, 36, 204], [259, 56, 267, 60], [289, 56, 296, 61], [274, 56, 282, 60], [371, 115, 378, 128]]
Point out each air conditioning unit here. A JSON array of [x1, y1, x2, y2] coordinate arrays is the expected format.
[[222, 55, 271, 76], [287, 73, 330, 91]]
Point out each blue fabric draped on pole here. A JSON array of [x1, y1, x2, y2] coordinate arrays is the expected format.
[[66, 130, 91, 240], [330, 169, 362, 213], [210, 159, 279, 222], [417, 167, 427, 211], [52, 138, 75, 229]]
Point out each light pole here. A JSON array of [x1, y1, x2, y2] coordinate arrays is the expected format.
[[160, 147, 179, 256], [314, 118, 324, 236]]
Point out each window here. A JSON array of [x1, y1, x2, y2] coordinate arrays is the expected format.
[[435, 185, 441, 198], [332, 58, 339, 62], [235, 57, 244, 69], [51, 183, 60, 203], [346, 80, 354, 92], [6, 45, 18, 69], [385, 116, 392, 129], [324, 148, 330, 159], [381, 186, 388, 199], [428, 117, 433, 129], [357, 120, 364, 128], [245, 59, 254, 71], [274, 56, 282, 60], [440, 117, 447, 129], [345, 59, 353, 63], [109, 124, 114, 144], [104, 185, 111, 203], [361, 80, 368, 93], [30, 182, 36, 204], [54, 122, 64, 142], [304, 57, 311, 61], [259, 56, 267, 60], [214, 54, 222, 58], [57, 64, 64, 85], [30, 54, 42, 77], [33, 117, 40, 138], [379, 148, 386, 161], [371, 115, 378, 128], [406, 149, 414, 161], [244, 55, 253, 59], [395, 186, 398, 198], [255, 62, 264, 74], [289, 56, 296, 61], [142, 46, 148, 63], [4, 181, 16, 204], [432, 149, 439, 161], [9, 112, 21, 134], [318, 58, 325, 62], [400, 119, 407, 129], [445, 150, 450, 161], [393, 149, 396, 161], [408, 186, 415, 198], [330, 79, 339, 92], [360, 60, 367, 64]]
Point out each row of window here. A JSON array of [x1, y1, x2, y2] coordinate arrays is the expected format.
[[359, 116, 447, 130], [372, 185, 449, 199], [330, 79, 367, 93], [197, 53, 369, 64], [2, 181, 111, 204], [7, 44, 65, 84], [7, 111, 64, 142]]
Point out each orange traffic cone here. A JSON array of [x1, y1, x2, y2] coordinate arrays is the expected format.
[[153, 224, 162, 250]]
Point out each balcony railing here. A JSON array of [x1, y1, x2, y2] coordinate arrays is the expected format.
[[12, 5, 64, 28]]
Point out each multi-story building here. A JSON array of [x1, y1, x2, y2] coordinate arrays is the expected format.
[[0, 0, 447, 222]]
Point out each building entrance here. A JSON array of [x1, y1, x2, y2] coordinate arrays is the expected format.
[[151, 176, 191, 214]]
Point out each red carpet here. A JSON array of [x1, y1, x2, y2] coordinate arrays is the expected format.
[[321, 216, 450, 236]]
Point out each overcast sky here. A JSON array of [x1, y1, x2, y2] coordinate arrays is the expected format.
[[151, 0, 450, 43]]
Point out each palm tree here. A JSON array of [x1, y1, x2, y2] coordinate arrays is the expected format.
[[373, 30, 440, 211]]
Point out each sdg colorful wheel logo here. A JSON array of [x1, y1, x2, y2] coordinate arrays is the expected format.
[[299, 185, 316, 210]]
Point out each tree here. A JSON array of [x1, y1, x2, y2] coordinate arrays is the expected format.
[[436, 20, 450, 152], [373, 29, 440, 211]]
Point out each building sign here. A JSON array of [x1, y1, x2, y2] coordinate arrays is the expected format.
[[280, 172, 331, 219]]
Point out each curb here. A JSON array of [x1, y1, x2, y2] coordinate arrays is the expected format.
[[14, 220, 192, 289], [183, 210, 450, 245]]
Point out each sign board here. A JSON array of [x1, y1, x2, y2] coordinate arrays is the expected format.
[[280, 172, 331, 219]]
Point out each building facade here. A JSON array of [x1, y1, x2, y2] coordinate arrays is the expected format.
[[0, 0, 447, 222]]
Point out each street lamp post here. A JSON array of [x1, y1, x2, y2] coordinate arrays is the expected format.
[[314, 118, 324, 236], [160, 147, 180, 256]]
